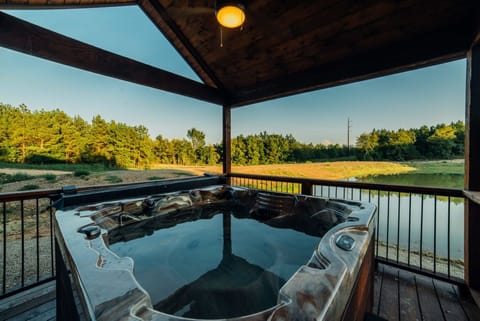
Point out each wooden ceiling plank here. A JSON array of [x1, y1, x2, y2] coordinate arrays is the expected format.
[[203, 0, 469, 89], [0, 11, 225, 105], [200, 0, 409, 62], [214, 19, 413, 89]]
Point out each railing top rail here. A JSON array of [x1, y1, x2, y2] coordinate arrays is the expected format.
[[0, 173, 465, 202], [0, 188, 62, 202], [0, 175, 213, 202], [228, 172, 464, 197]]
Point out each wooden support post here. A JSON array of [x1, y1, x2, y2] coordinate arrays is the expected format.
[[301, 182, 313, 196], [222, 106, 232, 184], [465, 41, 480, 290]]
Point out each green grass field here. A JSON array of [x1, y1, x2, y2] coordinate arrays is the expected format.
[[404, 160, 464, 175]]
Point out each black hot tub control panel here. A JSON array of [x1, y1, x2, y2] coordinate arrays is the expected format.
[[335, 234, 355, 251]]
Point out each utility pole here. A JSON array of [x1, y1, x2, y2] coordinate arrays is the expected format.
[[347, 117, 352, 155]]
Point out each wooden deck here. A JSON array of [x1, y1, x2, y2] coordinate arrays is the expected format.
[[0, 281, 55, 321], [372, 264, 480, 321], [1, 264, 479, 321]]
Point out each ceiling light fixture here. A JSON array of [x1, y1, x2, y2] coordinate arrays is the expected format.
[[215, 1, 246, 29]]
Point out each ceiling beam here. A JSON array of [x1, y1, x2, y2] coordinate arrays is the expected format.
[[0, 11, 225, 105], [231, 27, 471, 107], [138, 0, 225, 90], [0, 1, 136, 9]]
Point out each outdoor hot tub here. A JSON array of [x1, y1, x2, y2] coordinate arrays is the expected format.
[[54, 176, 376, 321]]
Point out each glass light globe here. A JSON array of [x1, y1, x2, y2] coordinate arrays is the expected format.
[[216, 5, 245, 28]]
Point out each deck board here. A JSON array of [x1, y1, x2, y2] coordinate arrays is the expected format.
[[415, 273, 446, 321], [398, 269, 421, 321], [9, 299, 56, 321], [453, 286, 480, 321], [0, 281, 56, 321], [0, 281, 55, 312], [1, 263, 480, 321], [432, 279, 469, 321], [378, 265, 400, 321], [372, 265, 383, 315]]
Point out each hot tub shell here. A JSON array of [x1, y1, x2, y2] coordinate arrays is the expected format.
[[54, 176, 376, 321]]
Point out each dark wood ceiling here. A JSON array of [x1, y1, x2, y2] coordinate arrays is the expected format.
[[1, 0, 479, 107]]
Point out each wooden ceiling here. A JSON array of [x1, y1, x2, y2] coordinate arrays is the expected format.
[[1, 0, 479, 107]]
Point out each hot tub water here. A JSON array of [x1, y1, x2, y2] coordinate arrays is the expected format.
[[108, 208, 321, 319]]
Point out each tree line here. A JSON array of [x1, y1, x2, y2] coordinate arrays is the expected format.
[[356, 121, 464, 160], [0, 103, 464, 168]]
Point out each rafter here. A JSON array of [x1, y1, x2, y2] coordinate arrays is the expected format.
[[0, 11, 225, 105]]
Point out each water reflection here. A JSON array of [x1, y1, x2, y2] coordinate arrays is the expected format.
[[109, 211, 320, 318]]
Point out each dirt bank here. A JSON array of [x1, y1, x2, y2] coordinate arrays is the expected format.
[[0, 168, 203, 193]]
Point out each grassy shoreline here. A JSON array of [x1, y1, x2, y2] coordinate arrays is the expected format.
[[153, 161, 416, 180], [402, 159, 464, 175]]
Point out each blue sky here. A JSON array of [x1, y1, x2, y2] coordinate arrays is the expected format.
[[0, 6, 466, 145]]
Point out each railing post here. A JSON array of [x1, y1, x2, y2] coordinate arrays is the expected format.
[[465, 40, 480, 290], [301, 182, 313, 195]]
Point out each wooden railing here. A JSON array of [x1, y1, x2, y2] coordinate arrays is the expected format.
[[0, 189, 57, 298], [0, 174, 466, 298], [0, 180, 179, 299], [228, 173, 466, 286]]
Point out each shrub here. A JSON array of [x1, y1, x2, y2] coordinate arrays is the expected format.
[[74, 170, 90, 177], [148, 176, 165, 180], [0, 173, 35, 184], [43, 174, 57, 182], [105, 175, 123, 183], [25, 154, 65, 164], [174, 172, 194, 177], [18, 184, 40, 191]]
